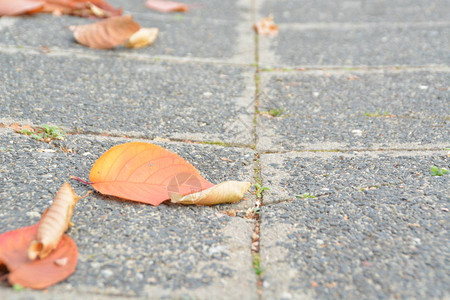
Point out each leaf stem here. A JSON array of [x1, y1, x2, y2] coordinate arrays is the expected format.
[[69, 176, 93, 185]]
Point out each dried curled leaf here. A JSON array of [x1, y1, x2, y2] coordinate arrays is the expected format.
[[254, 14, 279, 36], [0, 223, 78, 289], [124, 28, 159, 48], [170, 181, 251, 205], [41, 0, 122, 17], [0, 0, 44, 16], [88, 142, 214, 206], [145, 0, 188, 13], [70, 15, 140, 49], [28, 182, 79, 260]]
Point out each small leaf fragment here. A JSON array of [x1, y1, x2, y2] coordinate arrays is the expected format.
[[70, 15, 140, 49], [170, 181, 252, 205], [254, 14, 279, 36], [124, 28, 159, 49], [145, 0, 189, 13]]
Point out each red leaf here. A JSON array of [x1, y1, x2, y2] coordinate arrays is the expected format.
[[0, 0, 44, 16], [0, 223, 78, 289], [88, 142, 214, 205], [145, 0, 189, 13]]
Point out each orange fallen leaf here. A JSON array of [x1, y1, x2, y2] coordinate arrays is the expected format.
[[85, 142, 214, 205], [70, 15, 140, 49], [28, 182, 80, 260], [0, 223, 78, 289], [0, 0, 44, 16], [42, 0, 122, 17], [254, 14, 279, 36], [170, 181, 251, 205], [124, 28, 159, 49], [145, 0, 189, 13]]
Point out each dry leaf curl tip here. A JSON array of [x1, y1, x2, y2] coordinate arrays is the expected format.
[[170, 181, 252, 206], [124, 28, 159, 49], [28, 182, 80, 260]]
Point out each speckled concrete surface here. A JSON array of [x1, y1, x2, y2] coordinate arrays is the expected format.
[[0, 53, 255, 145], [0, 0, 449, 298], [0, 130, 256, 299], [256, 70, 450, 151]]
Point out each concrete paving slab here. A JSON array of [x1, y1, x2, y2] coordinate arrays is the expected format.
[[0, 5, 254, 64], [0, 52, 255, 145], [260, 150, 449, 203], [260, 0, 450, 23], [258, 23, 450, 67], [260, 151, 449, 299], [256, 70, 450, 151], [0, 129, 257, 298]]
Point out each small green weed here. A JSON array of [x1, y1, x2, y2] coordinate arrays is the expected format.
[[296, 193, 316, 199], [174, 13, 184, 21], [21, 124, 65, 142], [252, 206, 261, 215], [252, 253, 264, 275], [267, 108, 283, 117], [13, 284, 24, 292], [254, 183, 270, 198], [431, 166, 449, 176]]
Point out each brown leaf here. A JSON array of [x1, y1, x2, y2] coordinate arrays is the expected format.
[[254, 14, 279, 36], [0, 223, 78, 289], [28, 182, 79, 260], [145, 0, 189, 13], [170, 181, 251, 205], [42, 0, 122, 17], [0, 0, 44, 16], [124, 28, 159, 49], [70, 15, 140, 49]]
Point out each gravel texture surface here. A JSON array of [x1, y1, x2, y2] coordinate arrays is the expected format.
[[0, 130, 256, 298], [257, 70, 450, 151], [0, 53, 255, 145], [0, 0, 448, 298]]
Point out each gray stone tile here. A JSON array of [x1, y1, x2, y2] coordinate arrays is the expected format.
[[260, 0, 450, 23], [260, 151, 449, 203], [260, 151, 449, 299], [257, 70, 450, 151], [0, 52, 255, 145], [259, 23, 450, 67], [0, 5, 254, 63], [0, 130, 257, 298]]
